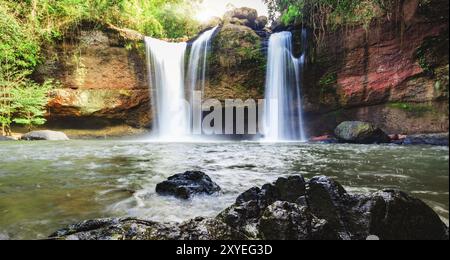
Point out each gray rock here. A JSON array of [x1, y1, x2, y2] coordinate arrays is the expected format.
[[50, 217, 246, 240], [402, 133, 449, 146], [255, 16, 268, 30], [0, 136, 16, 141], [0, 233, 9, 240], [335, 121, 390, 144], [156, 171, 221, 199], [223, 7, 261, 29], [20, 130, 69, 141]]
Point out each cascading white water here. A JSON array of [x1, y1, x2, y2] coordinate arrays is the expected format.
[[187, 26, 219, 132], [145, 37, 188, 140], [263, 31, 307, 142], [145, 27, 218, 140]]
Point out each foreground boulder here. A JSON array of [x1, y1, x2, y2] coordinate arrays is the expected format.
[[51, 175, 448, 240], [335, 121, 390, 144], [156, 171, 221, 199], [20, 130, 69, 141]]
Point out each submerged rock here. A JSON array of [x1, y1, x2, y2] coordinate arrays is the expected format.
[[335, 121, 390, 144], [51, 175, 448, 240], [155, 171, 221, 199], [20, 130, 69, 141], [402, 133, 449, 146]]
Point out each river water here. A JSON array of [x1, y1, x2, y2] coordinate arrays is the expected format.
[[0, 140, 448, 239]]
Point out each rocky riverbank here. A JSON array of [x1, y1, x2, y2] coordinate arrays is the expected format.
[[50, 175, 449, 240]]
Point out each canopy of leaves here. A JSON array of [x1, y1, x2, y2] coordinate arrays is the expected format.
[[263, 0, 410, 29]]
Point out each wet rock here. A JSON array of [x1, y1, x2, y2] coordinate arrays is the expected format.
[[335, 121, 390, 144], [220, 175, 448, 240], [20, 130, 69, 141], [0, 233, 9, 240], [369, 190, 449, 240], [310, 135, 339, 144], [402, 133, 449, 146], [0, 136, 16, 141], [218, 176, 306, 238], [155, 171, 221, 199], [51, 175, 448, 240], [50, 217, 245, 240], [259, 201, 338, 240]]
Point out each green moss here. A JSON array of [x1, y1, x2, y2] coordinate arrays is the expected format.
[[415, 30, 449, 76], [387, 102, 435, 116], [319, 72, 337, 88], [318, 72, 338, 102]]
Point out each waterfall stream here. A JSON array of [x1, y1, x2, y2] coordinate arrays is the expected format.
[[145, 37, 188, 141], [145, 27, 218, 141], [187, 26, 218, 133], [263, 31, 307, 142]]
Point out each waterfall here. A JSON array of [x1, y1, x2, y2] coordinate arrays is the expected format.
[[263, 31, 307, 142], [145, 27, 218, 140], [187, 26, 219, 132], [145, 37, 188, 140]]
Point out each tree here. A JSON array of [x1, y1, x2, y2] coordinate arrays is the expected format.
[[11, 80, 54, 132]]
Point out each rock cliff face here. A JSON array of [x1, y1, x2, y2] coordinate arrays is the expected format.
[[302, 0, 449, 135], [204, 11, 267, 101], [37, 3, 449, 137], [34, 23, 152, 130]]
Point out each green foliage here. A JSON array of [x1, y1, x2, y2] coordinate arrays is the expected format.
[[11, 79, 54, 131], [264, 0, 409, 29], [0, 4, 40, 71], [1, 0, 200, 41], [0, 68, 55, 134]]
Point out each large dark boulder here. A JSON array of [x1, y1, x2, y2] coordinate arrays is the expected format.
[[20, 130, 69, 141], [369, 190, 449, 240], [219, 175, 448, 240], [155, 171, 221, 199], [335, 121, 390, 144]]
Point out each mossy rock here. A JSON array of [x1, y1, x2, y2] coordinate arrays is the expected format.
[[335, 121, 390, 144], [206, 23, 266, 99]]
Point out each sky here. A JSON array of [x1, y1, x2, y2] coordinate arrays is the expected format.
[[196, 0, 268, 22]]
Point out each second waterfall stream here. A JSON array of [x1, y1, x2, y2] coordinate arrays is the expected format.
[[263, 30, 307, 142]]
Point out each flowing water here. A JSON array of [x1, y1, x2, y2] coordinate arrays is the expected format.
[[0, 140, 448, 239], [146, 27, 217, 141], [187, 26, 218, 134], [145, 37, 189, 140], [264, 31, 306, 141]]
